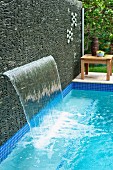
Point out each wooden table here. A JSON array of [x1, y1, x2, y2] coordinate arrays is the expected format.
[[81, 54, 113, 81]]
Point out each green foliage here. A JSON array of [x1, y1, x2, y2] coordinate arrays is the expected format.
[[89, 65, 113, 73], [82, 0, 113, 53]]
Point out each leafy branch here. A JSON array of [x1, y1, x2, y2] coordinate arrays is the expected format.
[[82, 0, 113, 52]]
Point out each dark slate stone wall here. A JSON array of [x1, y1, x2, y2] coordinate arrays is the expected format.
[[0, 0, 82, 146]]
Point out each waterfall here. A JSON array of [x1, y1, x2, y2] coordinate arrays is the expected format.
[[3, 56, 62, 131]]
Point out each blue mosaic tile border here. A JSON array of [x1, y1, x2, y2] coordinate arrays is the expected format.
[[0, 124, 30, 163], [62, 83, 73, 97], [72, 82, 113, 92], [1, 81, 113, 163]]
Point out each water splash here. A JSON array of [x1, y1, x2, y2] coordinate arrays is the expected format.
[[3, 56, 62, 133]]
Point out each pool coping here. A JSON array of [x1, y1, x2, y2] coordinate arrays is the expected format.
[[73, 72, 113, 84]]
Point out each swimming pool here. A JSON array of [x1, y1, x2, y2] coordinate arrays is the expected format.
[[0, 82, 113, 170]]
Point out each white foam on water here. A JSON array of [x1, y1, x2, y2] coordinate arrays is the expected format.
[[32, 110, 97, 150]]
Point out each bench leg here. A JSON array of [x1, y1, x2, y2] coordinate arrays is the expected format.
[[107, 60, 110, 81], [85, 63, 89, 75], [110, 59, 112, 76], [81, 60, 84, 79]]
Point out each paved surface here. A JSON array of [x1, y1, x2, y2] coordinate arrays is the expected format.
[[73, 72, 113, 84]]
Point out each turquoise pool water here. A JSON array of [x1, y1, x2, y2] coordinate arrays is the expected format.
[[0, 89, 113, 170]]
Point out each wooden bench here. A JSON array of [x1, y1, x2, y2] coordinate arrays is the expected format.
[[81, 54, 113, 81]]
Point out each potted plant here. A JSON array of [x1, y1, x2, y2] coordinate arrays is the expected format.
[[96, 50, 105, 57]]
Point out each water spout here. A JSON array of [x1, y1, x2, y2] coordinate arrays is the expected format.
[[3, 56, 62, 133]]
